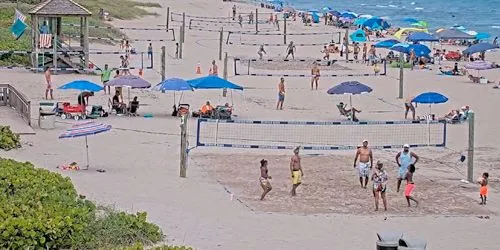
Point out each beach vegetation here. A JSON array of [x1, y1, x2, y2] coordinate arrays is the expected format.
[[0, 126, 21, 150], [0, 158, 191, 249]]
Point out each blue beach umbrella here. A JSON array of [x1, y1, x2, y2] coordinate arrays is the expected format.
[[412, 92, 448, 104], [329, 10, 341, 17], [187, 76, 243, 90], [407, 32, 438, 42], [59, 121, 112, 170], [475, 33, 491, 40], [463, 42, 499, 54], [354, 18, 368, 26], [322, 6, 333, 12], [412, 92, 448, 114], [390, 43, 412, 53], [58, 80, 104, 92], [402, 18, 419, 24], [391, 43, 431, 56], [327, 81, 373, 108], [152, 78, 193, 105], [341, 12, 357, 19], [363, 18, 390, 30], [375, 39, 400, 48], [152, 78, 193, 91]]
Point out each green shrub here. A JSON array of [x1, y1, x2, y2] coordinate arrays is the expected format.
[[0, 126, 21, 150], [0, 158, 95, 248], [85, 208, 163, 249], [0, 158, 170, 249], [115, 242, 194, 250]]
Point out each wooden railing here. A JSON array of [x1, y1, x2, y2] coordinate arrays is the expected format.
[[0, 84, 32, 126]]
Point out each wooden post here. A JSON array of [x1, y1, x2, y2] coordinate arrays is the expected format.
[[255, 8, 258, 33], [166, 7, 170, 30], [52, 18, 58, 72], [223, 52, 228, 97], [398, 52, 404, 98], [179, 114, 188, 178], [179, 25, 183, 59], [182, 12, 186, 43], [161, 46, 166, 81], [32, 15, 39, 70], [219, 28, 223, 61], [283, 16, 287, 45], [344, 28, 349, 61], [83, 17, 89, 71], [467, 111, 475, 183]]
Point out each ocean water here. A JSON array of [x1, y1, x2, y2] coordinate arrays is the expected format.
[[287, 0, 500, 38]]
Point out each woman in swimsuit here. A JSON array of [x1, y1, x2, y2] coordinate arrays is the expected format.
[[372, 161, 388, 211], [259, 159, 272, 200]]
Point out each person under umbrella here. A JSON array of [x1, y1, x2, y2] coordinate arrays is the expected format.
[[77, 91, 94, 107]]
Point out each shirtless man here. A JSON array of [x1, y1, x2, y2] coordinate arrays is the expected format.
[[257, 45, 267, 59], [209, 60, 218, 76], [321, 46, 330, 60], [311, 63, 320, 90], [353, 139, 373, 188], [362, 43, 368, 64], [44, 67, 53, 100], [290, 147, 303, 196], [259, 159, 272, 200], [404, 96, 416, 120], [276, 77, 285, 110]]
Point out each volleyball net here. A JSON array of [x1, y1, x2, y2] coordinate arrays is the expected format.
[[196, 119, 447, 150], [233, 58, 387, 77], [227, 31, 342, 46]]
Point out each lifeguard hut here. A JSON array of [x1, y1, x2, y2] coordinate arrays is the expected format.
[[28, 0, 91, 73]]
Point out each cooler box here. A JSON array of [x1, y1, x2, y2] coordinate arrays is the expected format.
[[39, 110, 56, 129], [39, 101, 56, 112]]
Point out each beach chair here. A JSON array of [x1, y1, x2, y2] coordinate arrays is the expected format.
[[214, 105, 232, 120], [336, 104, 357, 121]]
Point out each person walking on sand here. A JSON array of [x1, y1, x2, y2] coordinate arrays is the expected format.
[[404, 164, 419, 207], [372, 161, 388, 211], [259, 159, 272, 200], [276, 77, 285, 110], [44, 67, 53, 100], [285, 41, 295, 60], [209, 60, 218, 76], [290, 147, 303, 196], [477, 172, 489, 205], [232, 5, 237, 20], [404, 96, 417, 120], [311, 63, 320, 90], [257, 45, 267, 59], [238, 14, 243, 28], [353, 43, 360, 61], [147, 43, 153, 68], [248, 11, 254, 24], [395, 144, 419, 193], [353, 139, 373, 189], [100, 64, 112, 94], [362, 43, 368, 64]]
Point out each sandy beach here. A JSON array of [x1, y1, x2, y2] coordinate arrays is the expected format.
[[2, 0, 500, 249]]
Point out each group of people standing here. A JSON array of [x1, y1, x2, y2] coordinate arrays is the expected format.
[[258, 141, 421, 212]]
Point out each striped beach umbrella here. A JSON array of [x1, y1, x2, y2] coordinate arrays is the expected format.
[[59, 121, 112, 170]]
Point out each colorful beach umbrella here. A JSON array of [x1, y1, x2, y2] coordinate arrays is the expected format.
[[58, 80, 104, 92], [187, 76, 243, 90], [464, 60, 494, 76], [394, 28, 428, 39], [463, 43, 499, 54], [59, 121, 112, 170]]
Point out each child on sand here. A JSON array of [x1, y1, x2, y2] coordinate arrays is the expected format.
[[477, 172, 489, 205], [404, 164, 419, 207]]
